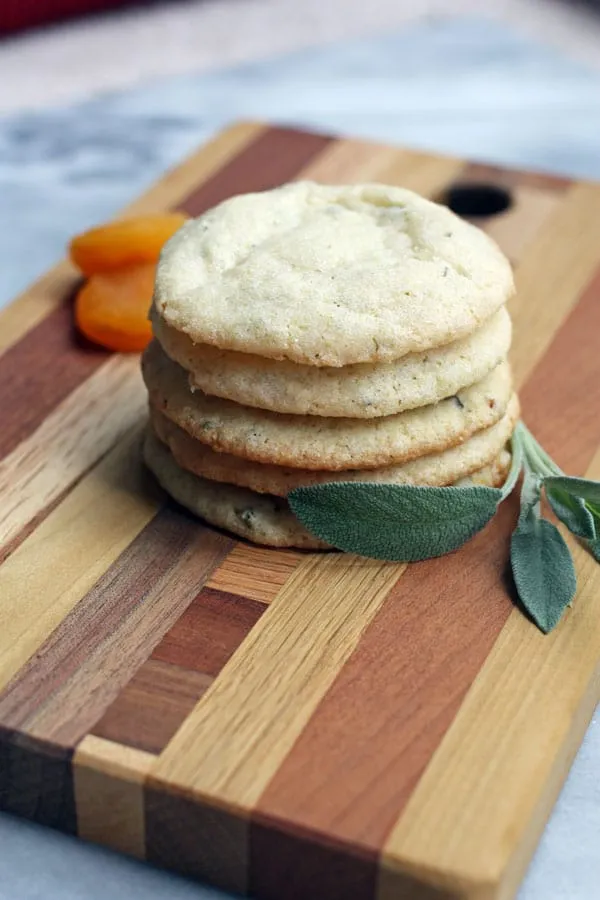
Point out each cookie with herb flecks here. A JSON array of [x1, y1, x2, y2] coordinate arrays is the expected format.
[[151, 306, 511, 419], [142, 341, 512, 471], [154, 181, 514, 367], [149, 393, 519, 496]]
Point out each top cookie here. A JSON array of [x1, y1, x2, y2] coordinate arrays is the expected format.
[[155, 181, 514, 367]]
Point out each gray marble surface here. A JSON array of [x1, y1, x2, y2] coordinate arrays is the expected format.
[[1, 16, 600, 900]]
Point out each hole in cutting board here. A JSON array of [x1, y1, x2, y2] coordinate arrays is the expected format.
[[442, 183, 513, 218]]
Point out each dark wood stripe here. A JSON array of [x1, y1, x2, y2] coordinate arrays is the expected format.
[[250, 264, 600, 900], [0, 727, 76, 833], [0, 302, 110, 462], [92, 659, 213, 755], [0, 505, 233, 748], [146, 789, 247, 894], [178, 126, 333, 217], [92, 587, 265, 753], [151, 587, 266, 676]]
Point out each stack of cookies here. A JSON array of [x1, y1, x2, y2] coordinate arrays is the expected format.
[[142, 182, 519, 549]]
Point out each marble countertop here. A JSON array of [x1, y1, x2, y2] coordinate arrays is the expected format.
[[1, 16, 600, 900]]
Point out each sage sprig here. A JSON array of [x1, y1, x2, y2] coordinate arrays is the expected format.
[[288, 420, 600, 634]]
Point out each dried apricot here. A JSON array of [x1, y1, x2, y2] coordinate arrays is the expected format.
[[75, 264, 156, 352], [69, 213, 187, 276]]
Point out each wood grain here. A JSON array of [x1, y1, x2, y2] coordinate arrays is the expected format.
[[250, 501, 517, 900], [376, 148, 465, 198], [453, 160, 571, 192], [480, 186, 562, 265], [1, 124, 600, 900], [245, 146, 600, 900], [0, 729, 76, 832], [0, 121, 263, 354], [147, 553, 401, 894], [0, 430, 158, 690], [519, 266, 600, 469], [151, 587, 266, 676], [92, 662, 214, 755], [179, 126, 332, 217], [74, 735, 156, 857], [509, 181, 600, 386], [0, 354, 145, 562], [0, 508, 233, 747], [0, 303, 111, 462], [377, 263, 600, 899], [296, 138, 400, 183], [380, 442, 600, 900], [206, 545, 304, 603], [92, 587, 266, 754]]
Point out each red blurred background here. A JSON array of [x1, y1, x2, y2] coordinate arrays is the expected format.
[[0, 0, 141, 35]]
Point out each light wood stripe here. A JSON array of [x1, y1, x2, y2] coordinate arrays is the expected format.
[[0, 429, 158, 691], [509, 180, 600, 386], [375, 147, 464, 198], [456, 160, 571, 193], [206, 546, 305, 603], [380, 443, 600, 900], [147, 554, 401, 894], [74, 735, 156, 859], [0, 355, 145, 561], [295, 138, 400, 183], [0, 121, 264, 354], [482, 185, 562, 265]]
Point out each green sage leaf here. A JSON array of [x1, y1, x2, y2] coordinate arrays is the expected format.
[[544, 476, 600, 505], [500, 424, 525, 501], [586, 500, 600, 518], [510, 477, 577, 633], [546, 486, 596, 540], [288, 482, 501, 562], [588, 538, 600, 563]]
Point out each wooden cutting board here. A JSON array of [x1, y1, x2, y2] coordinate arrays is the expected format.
[[1, 122, 600, 900]]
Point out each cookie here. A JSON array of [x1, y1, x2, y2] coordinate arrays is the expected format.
[[151, 305, 511, 419], [143, 430, 511, 550], [456, 450, 511, 487], [155, 181, 514, 367], [149, 392, 519, 495], [142, 341, 512, 470], [143, 430, 328, 549]]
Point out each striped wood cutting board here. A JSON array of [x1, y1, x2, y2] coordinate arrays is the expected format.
[[1, 122, 600, 900]]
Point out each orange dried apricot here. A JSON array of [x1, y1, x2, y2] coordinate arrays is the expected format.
[[69, 213, 187, 276], [75, 263, 156, 352]]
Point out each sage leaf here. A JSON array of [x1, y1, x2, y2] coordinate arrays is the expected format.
[[518, 470, 543, 522], [510, 477, 577, 633], [546, 486, 596, 540], [588, 538, 600, 563], [587, 500, 600, 518], [544, 476, 600, 505], [288, 482, 501, 562], [500, 425, 525, 501]]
